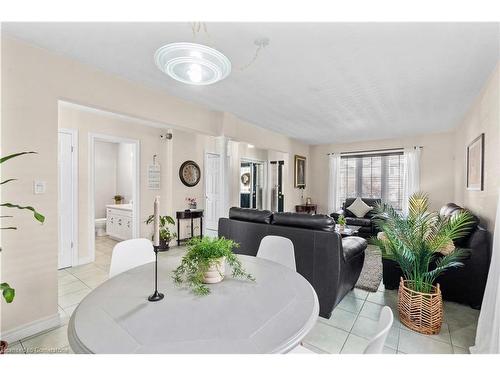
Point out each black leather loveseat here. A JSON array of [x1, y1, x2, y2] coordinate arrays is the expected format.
[[218, 207, 367, 318], [331, 198, 381, 238], [382, 203, 491, 309]]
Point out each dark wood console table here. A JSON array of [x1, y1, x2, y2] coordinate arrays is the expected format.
[[176, 209, 203, 246], [295, 204, 317, 215]]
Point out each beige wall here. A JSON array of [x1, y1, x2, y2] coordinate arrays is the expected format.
[[453, 64, 499, 230], [309, 131, 457, 214], [0, 36, 311, 335]]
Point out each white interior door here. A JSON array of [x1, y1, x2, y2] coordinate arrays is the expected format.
[[58, 130, 76, 269], [205, 153, 221, 231]]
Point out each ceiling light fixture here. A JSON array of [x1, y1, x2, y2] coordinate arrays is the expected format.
[[154, 42, 231, 85]]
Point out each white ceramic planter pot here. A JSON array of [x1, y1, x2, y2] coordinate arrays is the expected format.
[[202, 257, 225, 284]]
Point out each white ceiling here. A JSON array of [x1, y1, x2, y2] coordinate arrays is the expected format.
[[3, 22, 499, 144]]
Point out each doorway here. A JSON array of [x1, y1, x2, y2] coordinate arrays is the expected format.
[[270, 160, 285, 212], [89, 133, 140, 263], [58, 128, 78, 269], [204, 152, 221, 236], [240, 159, 266, 210]]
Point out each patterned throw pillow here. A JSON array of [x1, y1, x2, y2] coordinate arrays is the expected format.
[[346, 197, 373, 218]]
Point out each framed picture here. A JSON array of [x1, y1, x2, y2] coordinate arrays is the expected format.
[[466, 133, 484, 191], [294, 155, 306, 188]]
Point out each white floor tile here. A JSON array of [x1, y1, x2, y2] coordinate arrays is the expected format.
[[340, 334, 369, 354], [22, 326, 70, 354], [400, 321, 451, 344], [449, 323, 477, 349], [58, 288, 91, 308], [4, 341, 25, 354], [453, 345, 470, 354], [336, 294, 365, 314], [358, 301, 385, 321], [58, 279, 89, 297], [398, 329, 453, 354], [350, 288, 369, 300], [303, 322, 349, 354], [321, 307, 358, 332]]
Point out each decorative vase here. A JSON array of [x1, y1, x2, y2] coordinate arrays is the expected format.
[[202, 257, 225, 284], [398, 278, 443, 335], [0, 340, 7, 354], [339, 224, 345, 232], [189, 203, 197, 209]]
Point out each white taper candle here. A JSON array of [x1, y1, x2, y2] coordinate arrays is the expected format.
[[153, 196, 160, 247]]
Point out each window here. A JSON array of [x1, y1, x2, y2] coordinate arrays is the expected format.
[[339, 152, 404, 210]]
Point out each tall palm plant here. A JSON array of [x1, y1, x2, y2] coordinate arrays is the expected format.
[[372, 192, 475, 293]]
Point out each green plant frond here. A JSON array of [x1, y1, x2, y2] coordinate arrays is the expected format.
[[0, 151, 37, 164], [1, 178, 17, 185], [408, 192, 429, 219], [1, 282, 15, 303], [443, 211, 476, 241], [422, 249, 468, 285], [1, 203, 45, 223]]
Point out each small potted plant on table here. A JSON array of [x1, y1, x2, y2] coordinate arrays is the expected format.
[[373, 192, 475, 335], [337, 214, 346, 232], [145, 214, 176, 250], [173, 237, 255, 295], [186, 197, 197, 210]]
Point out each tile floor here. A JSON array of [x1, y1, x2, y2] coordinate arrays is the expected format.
[[5, 236, 479, 354]]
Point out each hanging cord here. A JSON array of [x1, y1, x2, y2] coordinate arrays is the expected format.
[[240, 37, 270, 71]]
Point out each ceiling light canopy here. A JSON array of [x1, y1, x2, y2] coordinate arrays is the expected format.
[[154, 42, 231, 85]]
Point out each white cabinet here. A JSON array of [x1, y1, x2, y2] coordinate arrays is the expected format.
[[106, 206, 133, 241]]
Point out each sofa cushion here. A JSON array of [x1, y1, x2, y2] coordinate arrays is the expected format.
[[346, 197, 374, 218], [344, 198, 380, 218], [345, 217, 372, 227], [342, 236, 367, 261], [272, 212, 335, 232], [228, 207, 273, 224]]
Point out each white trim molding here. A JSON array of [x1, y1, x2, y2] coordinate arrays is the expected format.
[[0, 313, 61, 343]]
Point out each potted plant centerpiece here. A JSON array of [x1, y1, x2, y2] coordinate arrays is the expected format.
[[186, 197, 197, 210], [173, 237, 255, 295], [113, 195, 124, 204], [145, 214, 176, 250], [1, 152, 45, 354], [373, 192, 475, 335], [337, 214, 346, 232]]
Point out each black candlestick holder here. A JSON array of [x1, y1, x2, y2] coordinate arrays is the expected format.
[[148, 245, 164, 302]]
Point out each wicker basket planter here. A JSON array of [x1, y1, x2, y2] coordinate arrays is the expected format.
[[398, 278, 443, 335]]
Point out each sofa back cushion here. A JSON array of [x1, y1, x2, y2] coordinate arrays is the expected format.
[[229, 207, 273, 224], [272, 212, 335, 232], [343, 198, 380, 218]]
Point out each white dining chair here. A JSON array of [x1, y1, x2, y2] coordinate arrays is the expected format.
[[257, 235, 296, 271], [363, 306, 394, 354], [109, 238, 155, 278]]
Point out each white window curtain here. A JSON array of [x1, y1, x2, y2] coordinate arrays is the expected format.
[[402, 147, 421, 215], [327, 153, 341, 213], [470, 190, 500, 354]]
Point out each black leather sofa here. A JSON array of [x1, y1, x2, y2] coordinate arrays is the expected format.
[[331, 198, 381, 238], [218, 207, 367, 318], [382, 203, 491, 309]]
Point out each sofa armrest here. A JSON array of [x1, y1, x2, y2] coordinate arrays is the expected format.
[[331, 209, 345, 221], [342, 236, 367, 262]]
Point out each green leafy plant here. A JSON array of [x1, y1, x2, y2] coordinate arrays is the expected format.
[[372, 192, 475, 293], [145, 214, 177, 244], [337, 214, 346, 226], [1, 152, 45, 303], [173, 236, 255, 295]]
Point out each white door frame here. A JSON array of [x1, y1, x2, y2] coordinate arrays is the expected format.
[[58, 128, 79, 267], [204, 151, 222, 232], [88, 133, 140, 264]]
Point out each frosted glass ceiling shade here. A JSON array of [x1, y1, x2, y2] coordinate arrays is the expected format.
[[154, 42, 231, 85]]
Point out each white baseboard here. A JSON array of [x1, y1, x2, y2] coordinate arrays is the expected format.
[[1, 313, 61, 343]]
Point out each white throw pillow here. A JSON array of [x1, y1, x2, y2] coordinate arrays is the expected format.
[[346, 197, 373, 218]]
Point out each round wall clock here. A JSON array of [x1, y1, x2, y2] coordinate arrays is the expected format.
[[179, 160, 201, 187]]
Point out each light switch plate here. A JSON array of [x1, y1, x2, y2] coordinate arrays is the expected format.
[[33, 180, 46, 194]]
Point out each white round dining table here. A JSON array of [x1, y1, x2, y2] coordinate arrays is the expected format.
[[68, 254, 319, 353]]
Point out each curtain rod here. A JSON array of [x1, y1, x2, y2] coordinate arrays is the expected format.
[[327, 146, 423, 156]]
